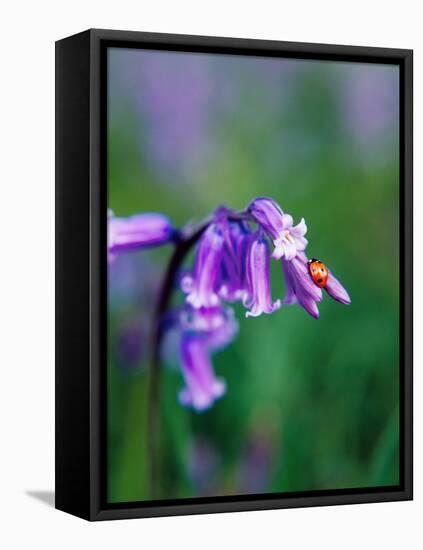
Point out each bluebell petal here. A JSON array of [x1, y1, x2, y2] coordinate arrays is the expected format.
[[108, 211, 174, 259], [290, 256, 323, 302], [282, 256, 321, 318], [325, 272, 351, 304], [185, 224, 224, 309], [244, 238, 281, 318], [248, 197, 285, 239], [290, 217, 307, 237]]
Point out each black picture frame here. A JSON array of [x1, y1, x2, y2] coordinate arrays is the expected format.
[[55, 28, 413, 521]]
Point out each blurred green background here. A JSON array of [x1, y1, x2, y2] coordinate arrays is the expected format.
[[107, 48, 400, 503]]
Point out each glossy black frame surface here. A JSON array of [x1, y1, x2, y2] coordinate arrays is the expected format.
[[55, 28, 413, 521]]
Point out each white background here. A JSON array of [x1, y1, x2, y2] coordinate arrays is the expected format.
[[0, 1, 420, 548]]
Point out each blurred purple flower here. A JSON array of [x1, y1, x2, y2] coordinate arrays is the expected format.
[[343, 65, 399, 154], [136, 52, 213, 179], [180, 305, 238, 349], [108, 252, 143, 307], [248, 197, 307, 260], [187, 438, 220, 494], [117, 320, 144, 372], [238, 431, 274, 494], [178, 333, 226, 412], [243, 236, 281, 318], [178, 304, 238, 412], [108, 210, 174, 262]]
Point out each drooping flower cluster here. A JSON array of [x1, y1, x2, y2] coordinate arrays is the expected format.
[[108, 197, 351, 412]]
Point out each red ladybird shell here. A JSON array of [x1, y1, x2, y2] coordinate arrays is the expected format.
[[308, 259, 329, 288]]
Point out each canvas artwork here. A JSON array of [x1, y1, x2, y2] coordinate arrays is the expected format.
[[106, 48, 400, 504]]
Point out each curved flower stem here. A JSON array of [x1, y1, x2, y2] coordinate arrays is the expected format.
[[147, 222, 209, 499], [147, 208, 254, 498]]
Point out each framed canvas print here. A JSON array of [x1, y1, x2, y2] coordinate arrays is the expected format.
[[55, 29, 413, 521]]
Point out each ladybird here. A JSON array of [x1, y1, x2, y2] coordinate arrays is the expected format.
[[308, 258, 329, 288]]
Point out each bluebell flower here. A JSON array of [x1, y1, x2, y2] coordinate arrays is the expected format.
[[243, 235, 281, 318], [108, 209, 174, 262], [182, 223, 225, 309], [218, 222, 252, 303], [248, 197, 307, 260]]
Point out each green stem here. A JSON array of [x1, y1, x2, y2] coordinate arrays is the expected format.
[[147, 223, 208, 499]]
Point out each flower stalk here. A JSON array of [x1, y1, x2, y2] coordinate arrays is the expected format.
[[148, 221, 209, 498]]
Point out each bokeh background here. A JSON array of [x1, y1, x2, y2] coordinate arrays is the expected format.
[[107, 47, 400, 503]]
